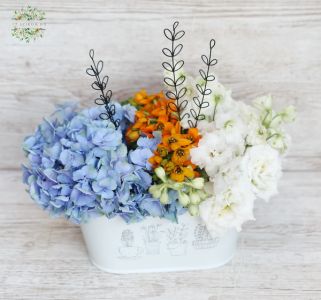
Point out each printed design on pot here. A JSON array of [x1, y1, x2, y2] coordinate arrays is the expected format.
[[118, 229, 143, 259], [142, 224, 161, 255], [166, 223, 188, 256], [192, 224, 219, 250]]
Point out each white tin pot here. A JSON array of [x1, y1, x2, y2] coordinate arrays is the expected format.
[[81, 213, 238, 273]]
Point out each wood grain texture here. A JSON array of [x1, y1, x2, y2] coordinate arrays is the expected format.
[[0, 0, 320, 299]]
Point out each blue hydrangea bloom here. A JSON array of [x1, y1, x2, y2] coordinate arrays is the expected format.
[[22, 102, 183, 224], [129, 132, 161, 171]]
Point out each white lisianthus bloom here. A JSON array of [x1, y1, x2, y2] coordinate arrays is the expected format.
[[253, 95, 272, 111], [208, 82, 234, 113], [269, 106, 297, 130], [199, 177, 255, 236], [213, 158, 248, 191], [253, 95, 274, 128], [266, 129, 291, 154], [249, 96, 296, 156], [241, 144, 282, 201], [238, 102, 268, 146], [202, 81, 235, 128], [280, 105, 297, 123], [246, 126, 268, 147], [214, 104, 247, 147], [184, 75, 199, 99], [190, 131, 233, 177]]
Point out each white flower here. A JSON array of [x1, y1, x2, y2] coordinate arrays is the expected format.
[[155, 166, 166, 182], [178, 191, 190, 206], [241, 144, 282, 201], [190, 110, 248, 177], [209, 82, 234, 111], [238, 102, 267, 146], [214, 103, 247, 147], [252, 95, 274, 128], [239, 102, 259, 124], [160, 190, 169, 204], [267, 129, 291, 154], [184, 75, 199, 99], [198, 156, 256, 236], [188, 204, 199, 216], [179, 75, 204, 129], [180, 77, 234, 130], [190, 191, 201, 204], [189, 177, 205, 189], [250, 96, 295, 155], [280, 105, 296, 123], [214, 158, 246, 189], [253, 95, 272, 111], [200, 176, 255, 236], [246, 126, 268, 146], [190, 131, 233, 177]]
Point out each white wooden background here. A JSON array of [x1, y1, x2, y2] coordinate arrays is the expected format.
[[0, 0, 321, 299]]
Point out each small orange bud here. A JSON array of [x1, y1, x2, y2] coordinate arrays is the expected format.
[[127, 130, 140, 142]]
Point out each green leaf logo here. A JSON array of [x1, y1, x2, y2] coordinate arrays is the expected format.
[[11, 6, 46, 43]]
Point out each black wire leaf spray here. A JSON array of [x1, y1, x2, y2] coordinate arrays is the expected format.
[[188, 39, 218, 128], [86, 49, 120, 129], [162, 21, 189, 121], [162, 22, 218, 128]]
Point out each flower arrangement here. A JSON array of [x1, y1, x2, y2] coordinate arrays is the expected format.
[[22, 21, 295, 237]]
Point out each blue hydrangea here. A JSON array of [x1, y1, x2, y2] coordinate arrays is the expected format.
[[22, 103, 169, 224], [129, 132, 161, 170], [22, 102, 186, 224]]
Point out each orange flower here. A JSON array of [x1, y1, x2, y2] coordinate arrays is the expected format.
[[163, 134, 191, 151], [185, 128, 201, 145], [163, 161, 175, 173], [149, 155, 162, 166], [156, 145, 169, 158], [151, 102, 168, 118], [126, 129, 140, 142], [162, 122, 191, 151], [155, 121, 173, 133], [126, 90, 179, 144], [170, 165, 194, 182], [134, 90, 152, 105], [126, 89, 203, 183], [172, 148, 190, 165]]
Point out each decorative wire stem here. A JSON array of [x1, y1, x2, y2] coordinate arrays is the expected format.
[[162, 21, 189, 121], [86, 49, 120, 129], [188, 39, 217, 128]]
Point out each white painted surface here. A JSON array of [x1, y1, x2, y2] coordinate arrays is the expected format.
[[0, 0, 320, 299], [81, 214, 238, 273]]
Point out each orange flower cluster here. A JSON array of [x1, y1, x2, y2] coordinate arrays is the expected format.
[[126, 90, 201, 182], [125, 89, 177, 141]]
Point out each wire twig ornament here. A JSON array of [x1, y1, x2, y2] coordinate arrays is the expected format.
[[188, 39, 217, 128], [162, 21, 189, 121], [86, 49, 120, 129]]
